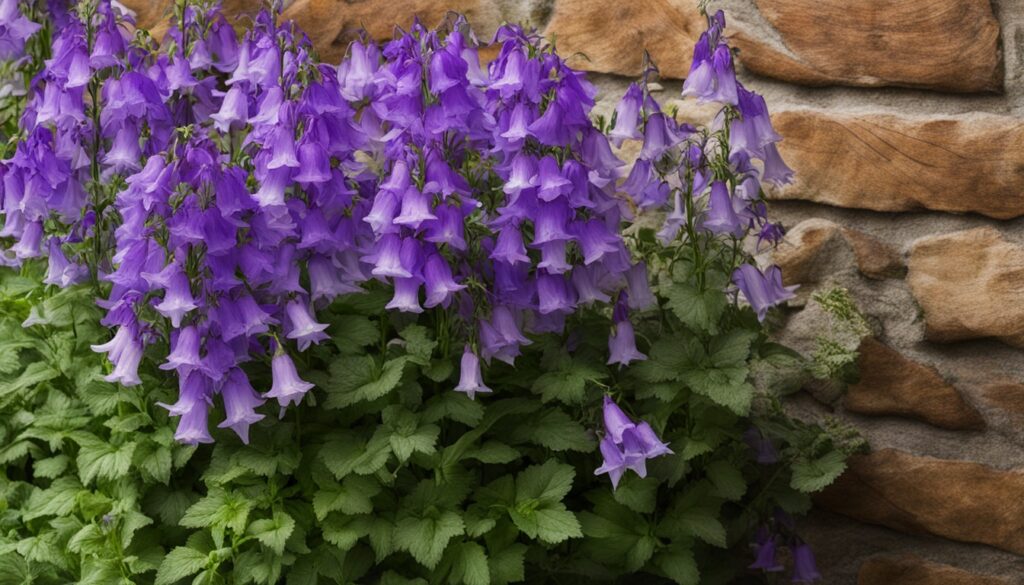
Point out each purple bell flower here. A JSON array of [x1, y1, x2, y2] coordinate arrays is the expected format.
[[492, 225, 530, 265], [609, 83, 643, 147], [284, 299, 329, 351], [743, 427, 780, 465], [607, 294, 646, 366], [154, 269, 198, 328], [702, 181, 745, 237], [749, 527, 784, 572], [265, 351, 315, 408], [423, 253, 465, 308], [218, 368, 265, 444], [386, 277, 424, 314], [160, 325, 202, 373], [732, 264, 798, 322], [455, 345, 492, 400], [91, 324, 144, 387], [595, 396, 672, 489], [790, 541, 822, 583], [681, 27, 738, 105], [594, 435, 628, 489], [211, 85, 249, 132]]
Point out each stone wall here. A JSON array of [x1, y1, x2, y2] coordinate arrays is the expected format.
[[124, 1, 1024, 582]]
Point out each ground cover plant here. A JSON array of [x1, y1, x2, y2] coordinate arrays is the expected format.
[[0, 1, 862, 583]]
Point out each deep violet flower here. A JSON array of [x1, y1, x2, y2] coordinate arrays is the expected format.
[[790, 540, 822, 583], [749, 527, 784, 572], [218, 368, 266, 444], [266, 351, 315, 409]]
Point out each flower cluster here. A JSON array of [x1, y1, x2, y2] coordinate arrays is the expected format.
[[749, 510, 822, 583], [594, 396, 673, 488], [0, 0, 42, 62], [610, 10, 795, 320], [347, 20, 654, 379]]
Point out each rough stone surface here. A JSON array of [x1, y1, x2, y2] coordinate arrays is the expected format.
[[845, 338, 984, 430], [857, 555, 1010, 585], [280, 0, 500, 63], [907, 228, 1024, 348], [816, 449, 1024, 556], [983, 382, 1024, 418], [735, 0, 1002, 93], [773, 218, 903, 285], [543, 0, 701, 79], [766, 111, 1024, 220]]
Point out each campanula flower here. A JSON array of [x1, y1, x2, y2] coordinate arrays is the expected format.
[[266, 351, 315, 408], [455, 345, 492, 400], [732, 264, 798, 322]]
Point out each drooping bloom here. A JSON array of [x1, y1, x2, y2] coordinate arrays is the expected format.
[[748, 527, 784, 572], [595, 396, 672, 489], [608, 83, 643, 146], [284, 299, 329, 350], [607, 293, 646, 366], [681, 12, 738, 105], [743, 427, 780, 465], [732, 264, 798, 322], [218, 368, 266, 444], [790, 541, 822, 583], [455, 345, 492, 400], [265, 352, 315, 408]]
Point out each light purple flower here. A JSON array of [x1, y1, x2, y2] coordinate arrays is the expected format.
[[284, 299, 329, 351], [455, 345, 492, 400], [732, 264, 798, 322], [218, 368, 265, 444], [265, 352, 315, 408]]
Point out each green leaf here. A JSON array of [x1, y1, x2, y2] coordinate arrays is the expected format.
[[74, 434, 136, 485], [320, 430, 392, 480], [33, 454, 70, 479], [393, 511, 464, 569], [247, 511, 296, 555], [707, 460, 746, 501], [331, 315, 379, 353], [155, 547, 208, 585], [464, 441, 519, 464], [530, 361, 604, 405], [422, 392, 484, 426], [790, 450, 847, 493], [530, 506, 582, 544], [509, 409, 593, 452], [674, 505, 725, 548], [180, 489, 252, 534], [655, 547, 699, 585], [665, 282, 727, 334], [322, 515, 371, 551], [488, 544, 526, 585], [4, 362, 59, 396], [679, 371, 753, 415], [612, 476, 659, 514], [23, 477, 83, 520], [313, 475, 381, 520], [324, 356, 408, 408], [515, 461, 575, 504], [452, 542, 489, 585], [134, 439, 173, 484], [399, 325, 437, 365]]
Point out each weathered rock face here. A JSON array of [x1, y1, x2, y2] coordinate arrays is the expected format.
[[767, 112, 1024, 219], [734, 0, 1002, 93], [816, 450, 1024, 556], [906, 228, 1024, 348], [845, 338, 984, 430], [773, 218, 903, 285], [543, 0, 701, 79], [857, 555, 1010, 585], [280, 0, 499, 63], [983, 382, 1024, 419]]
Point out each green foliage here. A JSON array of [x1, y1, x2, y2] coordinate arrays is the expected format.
[[0, 245, 863, 585]]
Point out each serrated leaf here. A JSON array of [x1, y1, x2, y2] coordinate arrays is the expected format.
[[324, 356, 408, 408], [248, 511, 295, 555], [155, 547, 208, 585], [676, 505, 726, 548], [612, 476, 659, 514], [531, 506, 582, 544], [530, 361, 604, 404], [452, 542, 489, 585], [74, 435, 136, 485], [509, 409, 593, 452], [180, 489, 252, 534], [515, 461, 575, 504], [707, 460, 746, 501], [665, 282, 727, 334], [388, 423, 439, 462], [655, 548, 699, 585], [790, 450, 847, 493], [320, 431, 392, 480], [422, 392, 484, 426], [488, 543, 526, 585], [331, 315, 379, 353], [464, 441, 519, 464], [33, 454, 70, 479], [398, 325, 437, 365], [313, 475, 381, 520], [393, 511, 464, 569]]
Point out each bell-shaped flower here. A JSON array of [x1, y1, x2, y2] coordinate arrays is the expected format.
[[536, 272, 576, 315], [285, 299, 329, 351], [160, 325, 202, 373], [424, 204, 467, 251], [639, 112, 683, 161], [266, 351, 315, 408], [702, 181, 745, 237], [455, 345, 492, 400], [294, 142, 332, 184], [423, 254, 465, 308], [154, 269, 198, 328], [538, 240, 570, 274], [625, 263, 656, 311], [218, 368, 265, 444], [681, 32, 738, 105], [491, 225, 530, 265], [92, 324, 144, 386], [609, 83, 643, 146], [748, 527, 784, 572], [577, 220, 620, 265], [386, 277, 424, 313], [537, 156, 571, 202], [211, 85, 249, 132], [572, 263, 612, 306], [732, 264, 798, 322], [393, 186, 437, 229], [594, 435, 628, 489], [791, 541, 822, 583]]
